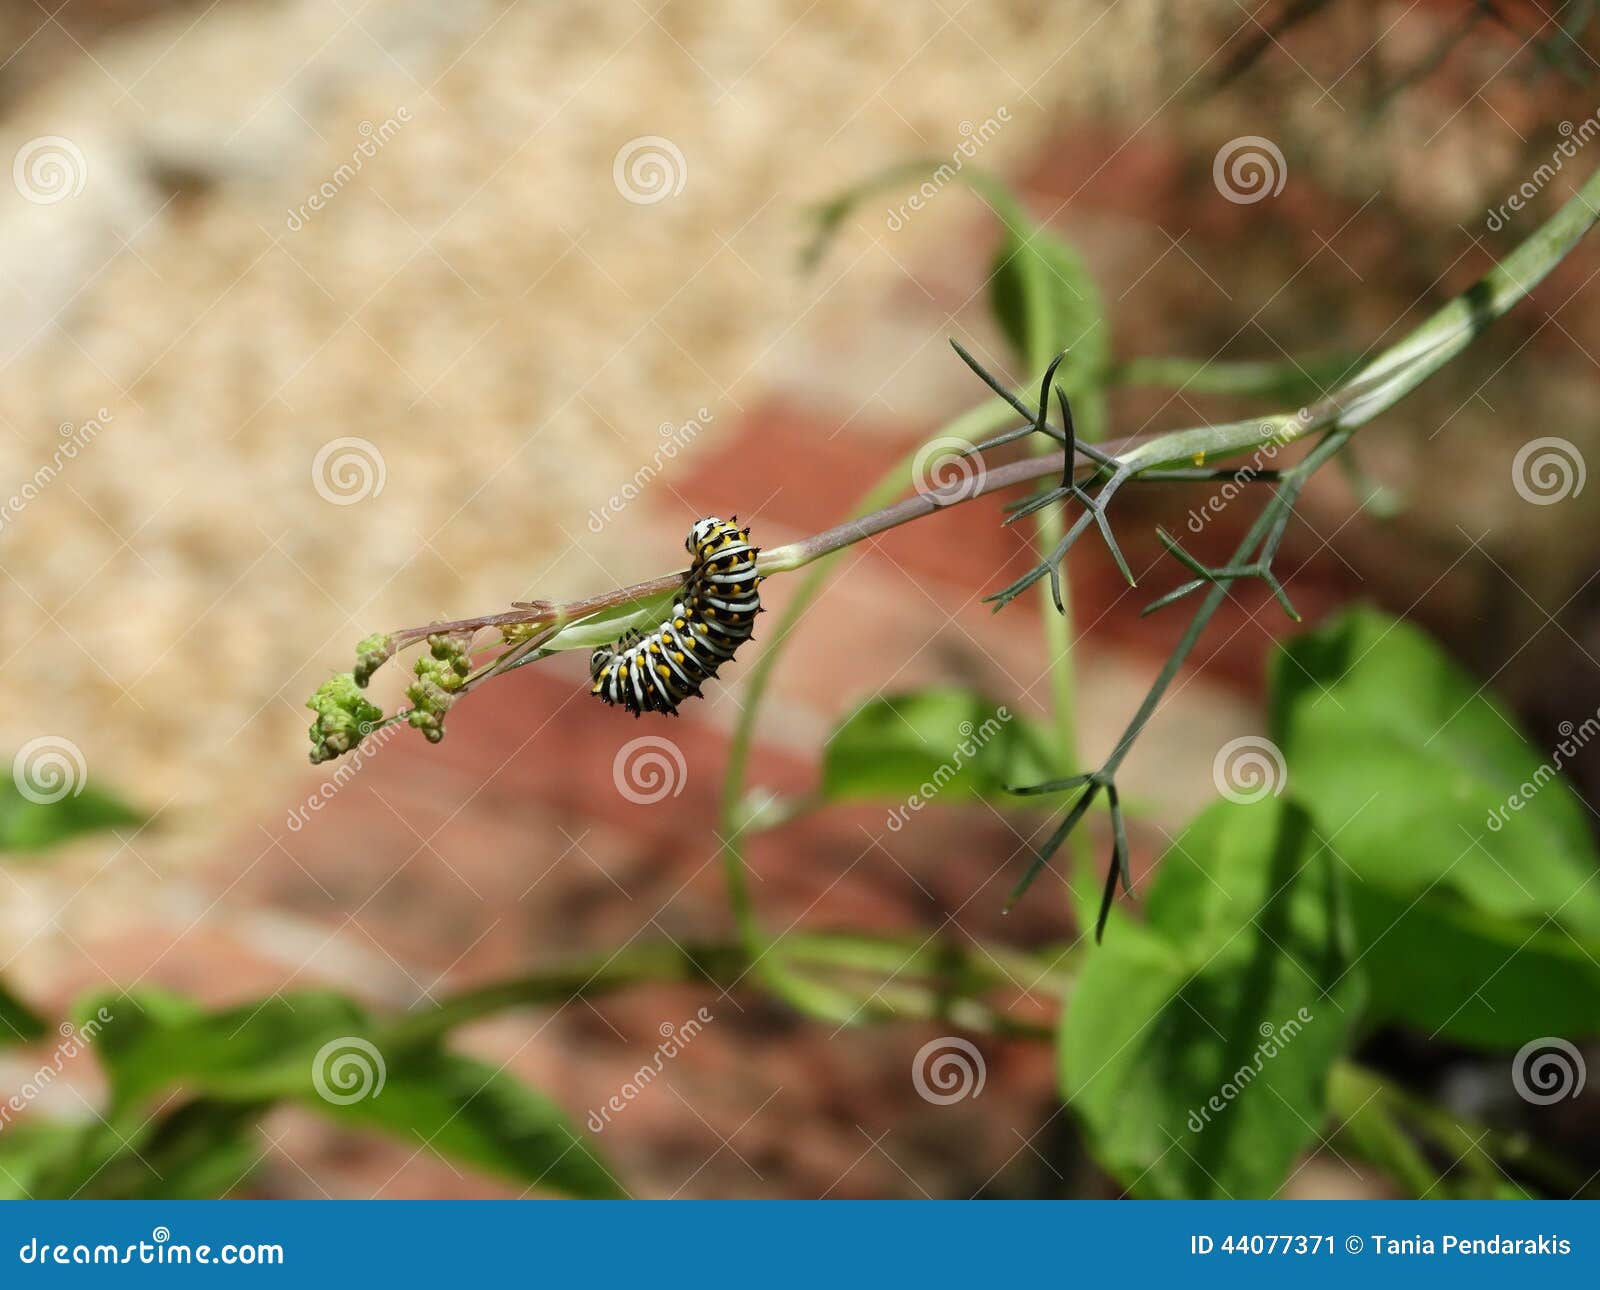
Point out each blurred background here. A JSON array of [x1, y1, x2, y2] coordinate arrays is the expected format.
[[1, 0, 1598, 1198]]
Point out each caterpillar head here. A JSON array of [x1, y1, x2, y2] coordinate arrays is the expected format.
[[686, 516, 730, 554]]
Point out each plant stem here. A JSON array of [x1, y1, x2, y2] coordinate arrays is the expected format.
[[714, 396, 1018, 1015], [384, 929, 1063, 1048]]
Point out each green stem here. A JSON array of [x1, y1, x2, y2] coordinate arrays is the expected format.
[[715, 396, 1017, 1015], [1328, 1061, 1594, 1199], [386, 929, 1066, 1048]]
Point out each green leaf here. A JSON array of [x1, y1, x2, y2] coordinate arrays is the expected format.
[[1271, 607, 1600, 1043], [76, 989, 622, 1198], [989, 220, 1110, 440], [801, 165, 1109, 438], [330, 1046, 625, 1199], [1346, 887, 1600, 1045], [1062, 799, 1365, 1199], [32, 1100, 268, 1200], [821, 689, 1054, 808], [0, 1120, 85, 1200], [0, 777, 142, 853], [0, 978, 47, 1045]]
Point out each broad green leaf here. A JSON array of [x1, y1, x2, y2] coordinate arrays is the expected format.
[[330, 1047, 625, 1199], [0, 778, 142, 853], [1347, 886, 1600, 1045], [76, 989, 622, 1198], [1271, 607, 1600, 1043], [0, 978, 46, 1045], [1062, 799, 1365, 1199], [821, 689, 1054, 807]]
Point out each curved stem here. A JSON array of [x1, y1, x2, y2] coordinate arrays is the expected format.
[[715, 397, 1018, 1013]]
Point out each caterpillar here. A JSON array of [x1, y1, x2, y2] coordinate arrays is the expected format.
[[589, 517, 762, 717]]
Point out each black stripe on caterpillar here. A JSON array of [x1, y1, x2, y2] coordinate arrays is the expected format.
[[589, 517, 762, 717]]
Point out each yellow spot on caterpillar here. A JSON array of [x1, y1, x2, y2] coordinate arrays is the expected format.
[[1193, 451, 1206, 467]]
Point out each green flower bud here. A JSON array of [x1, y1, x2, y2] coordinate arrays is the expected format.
[[307, 673, 386, 765], [353, 632, 396, 687]]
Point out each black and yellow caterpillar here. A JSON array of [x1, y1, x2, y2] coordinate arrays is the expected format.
[[589, 517, 762, 717]]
